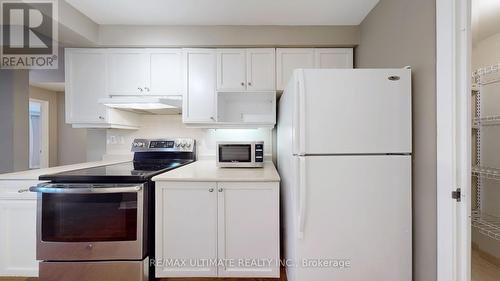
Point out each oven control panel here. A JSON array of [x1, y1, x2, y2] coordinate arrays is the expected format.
[[131, 138, 195, 152]]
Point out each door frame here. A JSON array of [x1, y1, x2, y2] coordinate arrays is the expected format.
[[436, 0, 471, 281], [29, 98, 50, 169]]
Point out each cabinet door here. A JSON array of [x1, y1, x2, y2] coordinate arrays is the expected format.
[[65, 49, 108, 123], [156, 182, 218, 278], [148, 50, 183, 95], [217, 182, 280, 278], [0, 196, 37, 277], [106, 50, 148, 95], [183, 49, 217, 123], [246, 48, 275, 91], [276, 48, 314, 91], [216, 49, 246, 91], [314, 48, 354, 69]]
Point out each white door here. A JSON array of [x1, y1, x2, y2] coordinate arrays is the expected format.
[[295, 155, 412, 281], [183, 49, 217, 123], [148, 50, 183, 95], [246, 48, 276, 91], [276, 48, 314, 91], [217, 182, 280, 278], [106, 50, 148, 95], [293, 69, 412, 155], [155, 182, 218, 278], [216, 49, 246, 91], [0, 198, 37, 276], [65, 49, 108, 123], [314, 48, 353, 69]]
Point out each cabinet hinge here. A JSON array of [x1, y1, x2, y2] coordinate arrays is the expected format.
[[452, 188, 461, 202]]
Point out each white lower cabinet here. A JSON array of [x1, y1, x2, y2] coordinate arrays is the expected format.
[[155, 182, 218, 277], [155, 181, 279, 278], [216, 182, 280, 278], [0, 181, 39, 277]]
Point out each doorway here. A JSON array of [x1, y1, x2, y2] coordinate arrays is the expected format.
[[29, 99, 49, 169], [437, 0, 500, 281]]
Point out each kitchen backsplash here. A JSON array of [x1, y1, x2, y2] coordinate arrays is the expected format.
[[105, 115, 273, 159]]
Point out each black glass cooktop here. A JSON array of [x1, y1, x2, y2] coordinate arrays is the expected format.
[[39, 160, 194, 183]]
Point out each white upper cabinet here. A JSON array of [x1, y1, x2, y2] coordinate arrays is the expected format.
[[276, 48, 314, 91], [276, 48, 354, 90], [217, 48, 275, 92], [65, 48, 139, 129], [148, 49, 183, 95], [106, 49, 183, 96], [217, 49, 246, 91], [246, 48, 276, 91], [65, 49, 108, 124], [314, 48, 354, 69], [183, 49, 217, 123], [106, 50, 148, 95]]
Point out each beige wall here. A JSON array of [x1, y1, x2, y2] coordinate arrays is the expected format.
[[98, 25, 359, 47], [57, 93, 88, 165], [472, 32, 500, 70], [0, 70, 29, 173], [355, 1, 437, 281], [29, 86, 59, 167]]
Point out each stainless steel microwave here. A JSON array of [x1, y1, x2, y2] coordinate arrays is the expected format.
[[217, 141, 264, 168]]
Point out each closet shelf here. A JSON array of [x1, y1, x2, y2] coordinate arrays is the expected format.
[[471, 212, 500, 242], [472, 166, 500, 181], [473, 116, 500, 127]]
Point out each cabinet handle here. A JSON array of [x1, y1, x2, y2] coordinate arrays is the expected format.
[[218, 188, 223, 192], [18, 189, 30, 193], [138, 87, 143, 92], [98, 116, 104, 120], [241, 82, 245, 86], [144, 87, 150, 92], [210, 117, 215, 121], [209, 188, 214, 192]]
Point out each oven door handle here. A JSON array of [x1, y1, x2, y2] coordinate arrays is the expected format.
[[29, 184, 142, 194]]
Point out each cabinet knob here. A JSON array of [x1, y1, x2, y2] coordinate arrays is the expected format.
[[209, 188, 214, 192], [145, 87, 150, 92], [248, 82, 252, 86], [241, 82, 245, 86], [98, 116, 104, 120], [218, 188, 223, 192], [138, 87, 143, 92], [210, 117, 215, 121]]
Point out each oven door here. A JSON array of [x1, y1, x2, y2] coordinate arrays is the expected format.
[[30, 183, 146, 261]]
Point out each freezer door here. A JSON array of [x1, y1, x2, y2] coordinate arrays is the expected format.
[[291, 69, 412, 155], [293, 155, 411, 281]]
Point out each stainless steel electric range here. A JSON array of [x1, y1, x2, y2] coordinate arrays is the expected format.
[[30, 138, 196, 281]]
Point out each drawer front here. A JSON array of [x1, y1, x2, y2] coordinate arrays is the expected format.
[[39, 259, 148, 281]]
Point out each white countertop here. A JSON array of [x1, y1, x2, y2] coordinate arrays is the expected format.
[[0, 159, 130, 181], [152, 160, 280, 182]]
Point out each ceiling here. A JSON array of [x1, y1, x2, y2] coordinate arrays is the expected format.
[[473, 0, 500, 44], [65, 0, 379, 26]]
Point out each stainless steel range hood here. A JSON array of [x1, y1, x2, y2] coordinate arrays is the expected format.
[[99, 96, 182, 115]]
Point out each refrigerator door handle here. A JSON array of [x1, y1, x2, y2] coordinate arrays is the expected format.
[[298, 156, 307, 239], [293, 70, 307, 156]]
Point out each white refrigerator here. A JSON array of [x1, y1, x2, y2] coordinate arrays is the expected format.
[[277, 69, 412, 281]]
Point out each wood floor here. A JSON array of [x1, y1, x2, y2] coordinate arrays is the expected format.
[[472, 249, 500, 281], [0, 268, 286, 281]]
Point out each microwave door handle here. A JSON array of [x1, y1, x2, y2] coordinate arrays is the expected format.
[[29, 185, 142, 194]]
